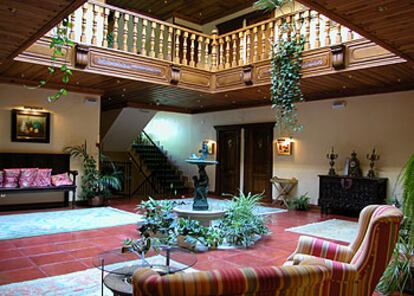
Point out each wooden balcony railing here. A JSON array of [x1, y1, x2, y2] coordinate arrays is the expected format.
[[51, 1, 361, 71]]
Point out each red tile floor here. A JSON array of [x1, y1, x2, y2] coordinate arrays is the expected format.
[[0, 198, 389, 295]]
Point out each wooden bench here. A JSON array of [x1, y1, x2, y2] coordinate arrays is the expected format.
[[0, 153, 77, 211]]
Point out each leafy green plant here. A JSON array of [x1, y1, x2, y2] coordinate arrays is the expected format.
[[176, 218, 223, 249], [377, 154, 414, 295], [39, 18, 75, 102], [137, 197, 176, 244], [288, 194, 310, 211], [64, 143, 121, 200], [220, 192, 269, 248]]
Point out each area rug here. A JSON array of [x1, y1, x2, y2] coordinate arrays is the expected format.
[[286, 219, 359, 243], [0, 207, 143, 240], [0, 256, 196, 296], [170, 198, 287, 215]]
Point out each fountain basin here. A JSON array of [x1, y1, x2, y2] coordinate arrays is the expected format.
[[173, 204, 226, 226]]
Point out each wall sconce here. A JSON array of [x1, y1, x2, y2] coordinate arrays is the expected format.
[[202, 140, 216, 155], [276, 138, 293, 156]]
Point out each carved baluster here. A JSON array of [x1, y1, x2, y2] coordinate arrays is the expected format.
[[347, 27, 353, 41], [211, 29, 218, 70], [238, 31, 244, 65], [69, 12, 76, 41], [231, 33, 237, 67], [122, 14, 129, 51], [277, 18, 283, 42], [150, 22, 156, 57], [182, 31, 189, 65], [141, 19, 148, 55], [252, 27, 259, 62], [336, 22, 342, 44], [325, 17, 331, 46], [204, 37, 210, 70], [102, 8, 110, 47], [286, 16, 292, 41], [304, 10, 311, 50], [112, 11, 120, 49], [189, 33, 196, 67], [246, 29, 251, 64], [132, 16, 139, 54], [174, 29, 181, 63], [295, 12, 301, 44], [197, 36, 203, 68], [167, 27, 173, 60], [224, 36, 231, 68], [314, 11, 320, 48], [80, 3, 88, 43], [261, 24, 267, 60], [91, 4, 99, 45], [268, 21, 274, 47], [158, 24, 165, 59], [218, 37, 224, 70]]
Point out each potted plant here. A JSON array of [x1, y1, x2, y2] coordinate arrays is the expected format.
[[220, 192, 269, 248], [65, 143, 121, 206], [288, 194, 311, 211], [377, 154, 414, 295]]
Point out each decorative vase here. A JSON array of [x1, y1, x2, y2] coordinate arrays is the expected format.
[[88, 195, 104, 207]]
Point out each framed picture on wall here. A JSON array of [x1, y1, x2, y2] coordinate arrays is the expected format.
[[11, 109, 50, 143], [276, 138, 292, 156]]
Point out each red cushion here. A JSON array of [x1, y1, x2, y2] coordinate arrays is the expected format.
[[19, 168, 38, 188], [3, 169, 20, 188], [51, 173, 72, 186], [33, 169, 52, 187]]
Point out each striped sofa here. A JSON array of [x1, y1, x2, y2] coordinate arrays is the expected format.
[[285, 205, 403, 296], [132, 205, 402, 296]]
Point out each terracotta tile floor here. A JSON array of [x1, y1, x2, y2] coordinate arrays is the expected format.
[[0, 198, 358, 287]]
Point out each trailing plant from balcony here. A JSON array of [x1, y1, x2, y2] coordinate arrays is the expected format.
[[377, 153, 414, 295], [39, 18, 75, 102], [255, 0, 305, 133]]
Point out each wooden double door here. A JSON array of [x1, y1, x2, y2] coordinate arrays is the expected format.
[[215, 123, 273, 199]]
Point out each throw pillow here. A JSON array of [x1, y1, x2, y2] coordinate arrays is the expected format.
[[51, 173, 72, 187], [33, 168, 52, 187], [19, 168, 39, 188], [4, 169, 21, 188]]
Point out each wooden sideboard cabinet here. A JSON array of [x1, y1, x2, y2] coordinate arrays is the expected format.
[[318, 175, 387, 216]]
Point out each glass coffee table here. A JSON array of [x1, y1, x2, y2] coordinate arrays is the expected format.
[[94, 245, 197, 296]]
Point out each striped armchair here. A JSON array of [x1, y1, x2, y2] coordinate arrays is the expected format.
[[286, 205, 403, 296], [132, 205, 402, 296]]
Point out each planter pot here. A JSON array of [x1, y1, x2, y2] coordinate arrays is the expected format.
[[177, 235, 196, 250], [88, 195, 104, 207]]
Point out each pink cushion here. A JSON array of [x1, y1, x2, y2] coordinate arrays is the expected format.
[[3, 169, 21, 188], [51, 173, 72, 187], [0, 170, 3, 187], [19, 168, 38, 188], [33, 169, 52, 187]]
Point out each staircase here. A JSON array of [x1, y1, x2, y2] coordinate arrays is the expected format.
[[129, 131, 190, 197]]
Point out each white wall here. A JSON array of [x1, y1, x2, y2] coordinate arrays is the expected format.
[[0, 83, 100, 203], [143, 90, 414, 204]]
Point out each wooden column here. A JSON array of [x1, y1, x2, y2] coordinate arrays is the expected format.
[[231, 33, 238, 67], [261, 24, 267, 60], [218, 37, 224, 70], [80, 3, 88, 43], [174, 29, 181, 64], [225, 36, 231, 68], [304, 10, 311, 50], [246, 29, 251, 64], [102, 8, 110, 47], [91, 4, 99, 46], [314, 11, 320, 48], [238, 31, 244, 65], [132, 16, 139, 54], [69, 12, 76, 41], [211, 29, 218, 70], [252, 27, 258, 62], [149, 22, 156, 58], [167, 27, 173, 61], [141, 19, 148, 55], [158, 24, 165, 59], [204, 37, 210, 70], [112, 11, 120, 49], [197, 36, 203, 68], [325, 18, 331, 46], [182, 31, 189, 65], [122, 14, 129, 51], [189, 33, 196, 67], [335, 22, 342, 44]]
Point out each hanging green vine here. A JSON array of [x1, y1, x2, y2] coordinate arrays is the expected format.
[[39, 17, 75, 102], [271, 35, 304, 133], [255, 0, 305, 133]]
